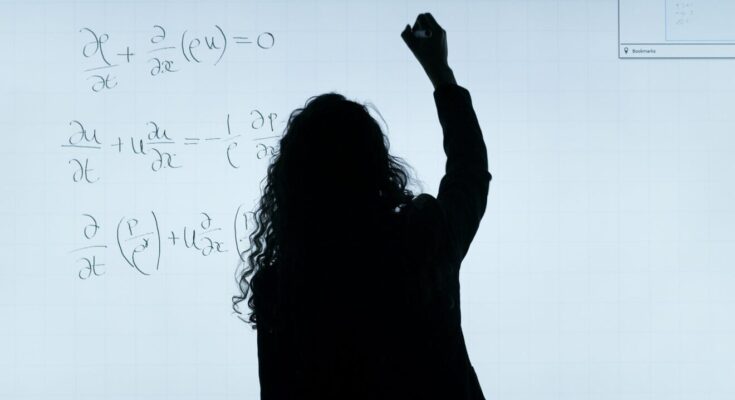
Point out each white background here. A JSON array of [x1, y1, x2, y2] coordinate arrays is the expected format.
[[1, 0, 735, 399]]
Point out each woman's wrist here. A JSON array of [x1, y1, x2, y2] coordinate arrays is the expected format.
[[428, 66, 456, 89]]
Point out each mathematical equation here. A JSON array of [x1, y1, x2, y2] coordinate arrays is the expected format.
[[69, 205, 256, 279], [61, 111, 283, 183], [80, 25, 275, 92]]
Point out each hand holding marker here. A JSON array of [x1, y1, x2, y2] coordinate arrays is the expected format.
[[413, 29, 432, 38], [401, 13, 456, 89]]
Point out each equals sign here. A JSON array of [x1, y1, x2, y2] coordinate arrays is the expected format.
[[184, 137, 201, 145], [233, 36, 252, 44]]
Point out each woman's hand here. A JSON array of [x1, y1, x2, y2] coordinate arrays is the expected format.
[[401, 12, 456, 88]]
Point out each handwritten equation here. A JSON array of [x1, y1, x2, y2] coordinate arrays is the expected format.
[[61, 111, 282, 183], [80, 25, 275, 92], [69, 205, 256, 279]]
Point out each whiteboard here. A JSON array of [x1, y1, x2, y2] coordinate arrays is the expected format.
[[2, 0, 735, 399]]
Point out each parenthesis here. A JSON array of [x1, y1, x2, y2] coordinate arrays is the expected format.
[[181, 30, 190, 62], [214, 24, 226, 65], [234, 204, 245, 262], [117, 217, 136, 270], [152, 210, 161, 271]]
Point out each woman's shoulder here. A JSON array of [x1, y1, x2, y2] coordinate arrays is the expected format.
[[411, 193, 440, 212], [403, 194, 446, 242]]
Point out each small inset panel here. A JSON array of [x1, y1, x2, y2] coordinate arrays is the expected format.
[[619, 0, 735, 58]]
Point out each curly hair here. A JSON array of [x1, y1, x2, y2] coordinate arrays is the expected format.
[[231, 92, 424, 330]]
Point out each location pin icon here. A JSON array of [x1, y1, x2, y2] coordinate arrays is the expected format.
[[624, 47, 629, 54]]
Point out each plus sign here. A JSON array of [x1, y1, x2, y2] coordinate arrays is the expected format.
[[117, 46, 135, 62], [168, 231, 180, 246]]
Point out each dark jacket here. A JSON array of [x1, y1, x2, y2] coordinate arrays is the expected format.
[[257, 83, 491, 400]]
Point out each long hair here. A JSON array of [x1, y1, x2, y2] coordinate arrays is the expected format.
[[232, 92, 423, 330]]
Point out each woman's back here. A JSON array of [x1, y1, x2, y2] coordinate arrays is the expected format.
[[258, 189, 486, 399], [252, 12, 490, 400]]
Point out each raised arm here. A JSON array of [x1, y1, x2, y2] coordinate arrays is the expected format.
[[402, 13, 491, 268]]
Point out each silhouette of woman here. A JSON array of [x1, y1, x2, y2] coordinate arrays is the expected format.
[[233, 12, 491, 400]]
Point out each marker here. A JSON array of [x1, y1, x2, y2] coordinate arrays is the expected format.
[[413, 29, 432, 38]]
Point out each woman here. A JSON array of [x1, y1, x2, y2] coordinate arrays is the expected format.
[[233, 12, 491, 400]]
